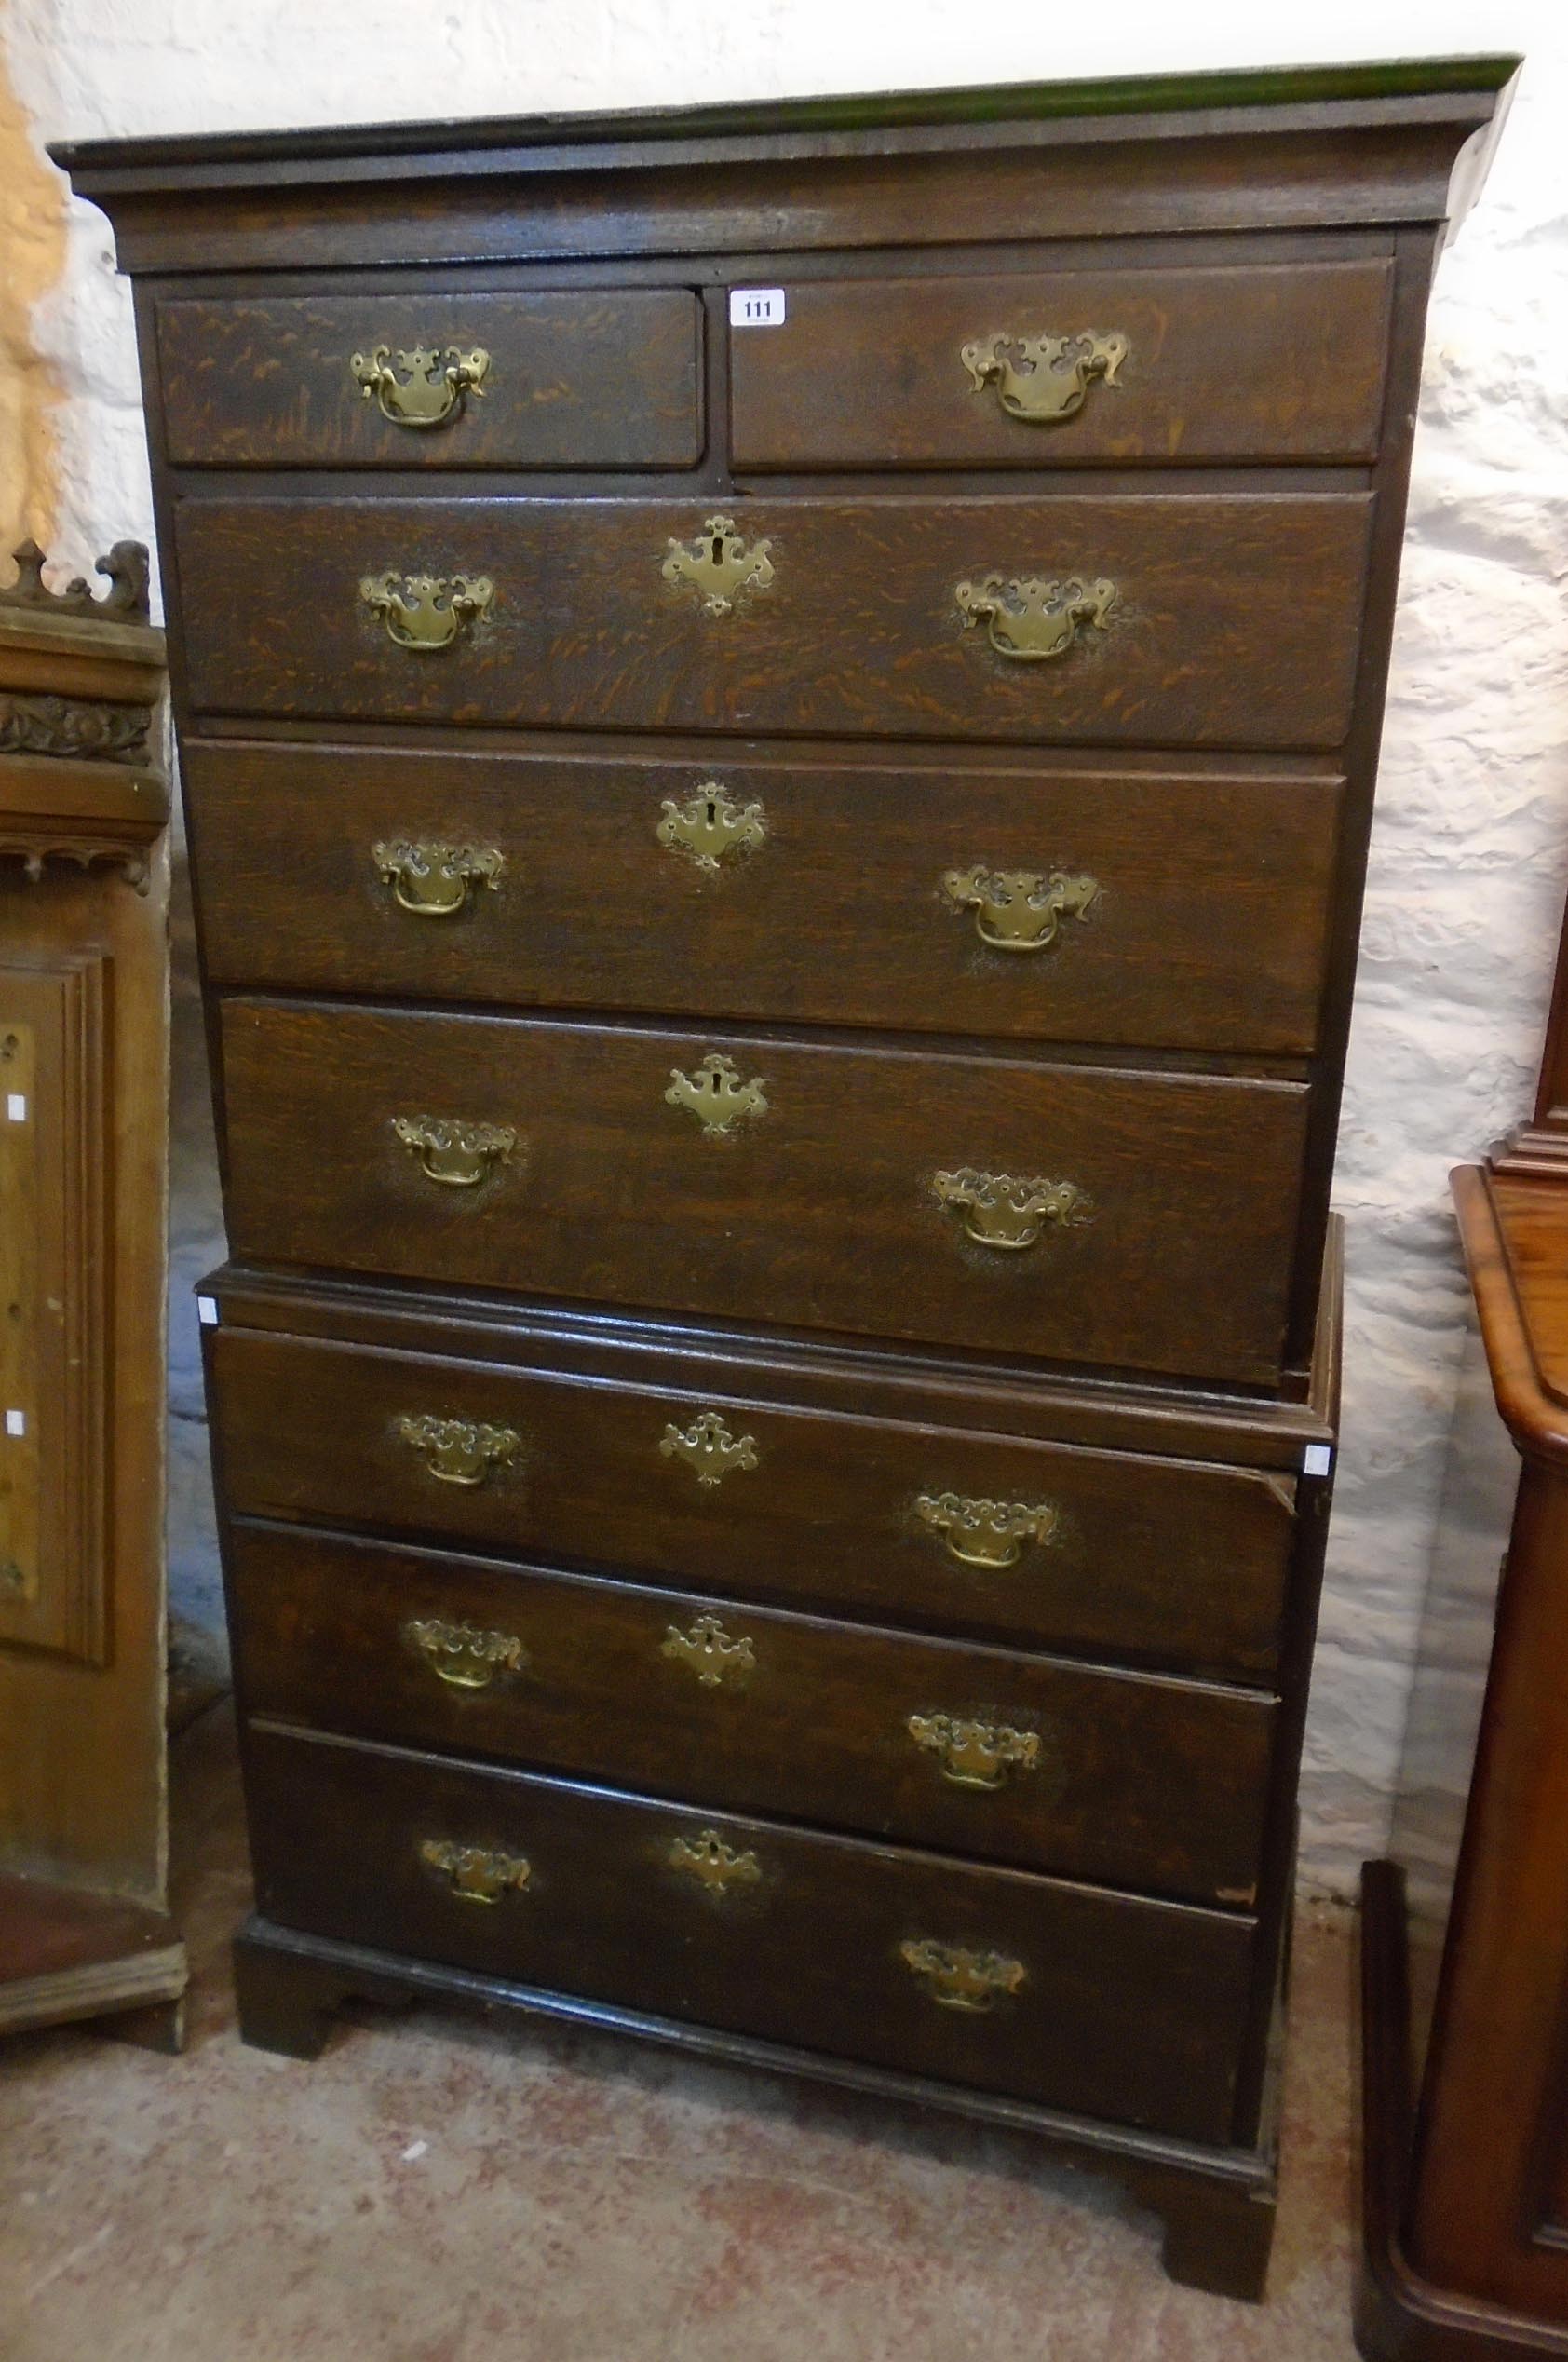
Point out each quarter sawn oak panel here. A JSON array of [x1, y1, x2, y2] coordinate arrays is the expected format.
[[174, 492, 1372, 750], [730, 259, 1393, 468], [217, 996, 1311, 1386], [186, 740, 1345, 1057]]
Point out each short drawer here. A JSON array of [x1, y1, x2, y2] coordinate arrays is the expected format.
[[244, 1720, 1256, 2143], [174, 491, 1372, 751], [730, 260, 1392, 468], [187, 740, 1345, 1060], [229, 1520, 1276, 1902], [217, 997, 1311, 1388], [209, 1323, 1297, 1681], [155, 289, 703, 468]]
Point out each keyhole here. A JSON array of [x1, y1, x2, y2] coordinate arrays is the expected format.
[[703, 797, 719, 826], [710, 533, 725, 564]]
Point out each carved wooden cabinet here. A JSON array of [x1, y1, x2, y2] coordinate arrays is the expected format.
[[0, 541, 184, 2045], [60, 57, 1513, 2292]]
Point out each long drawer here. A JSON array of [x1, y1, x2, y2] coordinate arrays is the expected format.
[[208, 1322, 1297, 1680], [228, 1520, 1276, 1902], [155, 287, 705, 469], [244, 1719, 1256, 2143], [728, 260, 1392, 468], [186, 740, 1345, 1059], [173, 492, 1372, 750], [217, 997, 1311, 1386]]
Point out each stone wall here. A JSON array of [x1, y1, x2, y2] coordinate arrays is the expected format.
[[5, 0, 1565, 1891]]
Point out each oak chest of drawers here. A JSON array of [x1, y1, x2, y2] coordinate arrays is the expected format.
[[61, 56, 1514, 2301]]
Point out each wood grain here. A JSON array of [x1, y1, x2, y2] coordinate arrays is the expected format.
[[242, 1717, 1257, 2144], [174, 491, 1373, 751], [217, 996, 1311, 1387], [731, 260, 1392, 468], [186, 739, 1345, 1058], [155, 288, 704, 468]]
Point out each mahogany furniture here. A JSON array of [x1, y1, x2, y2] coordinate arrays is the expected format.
[[1358, 902, 1568, 2356], [0, 539, 185, 2046], [61, 57, 1513, 2292]]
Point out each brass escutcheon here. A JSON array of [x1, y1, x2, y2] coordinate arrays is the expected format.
[[662, 513, 775, 617], [932, 1167, 1093, 1252], [943, 866, 1099, 955], [899, 1937, 1027, 2012], [418, 1837, 531, 1904], [662, 1612, 756, 1688], [360, 571, 493, 652], [396, 1413, 521, 1486], [350, 344, 491, 428], [372, 839, 506, 917], [659, 1410, 760, 1489], [403, 1615, 528, 1691], [657, 782, 767, 874], [954, 575, 1116, 663], [391, 1114, 518, 1188], [960, 330, 1129, 425], [669, 1830, 763, 1896], [665, 1052, 767, 1137], [915, 1492, 1061, 1571], [907, 1713, 1042, 1791]]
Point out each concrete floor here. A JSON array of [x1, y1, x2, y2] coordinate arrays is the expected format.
[[1, 1704, 1362, 2361]]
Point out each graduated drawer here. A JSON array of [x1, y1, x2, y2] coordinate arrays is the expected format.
[[218, 997, 1310, 1389], [209, 1323, 1296, 1681], [229, 1520, 1276, 1902], [187, 740, 1344, 1060], [174, 492, 1372, 751], [244, 1719, 1255, 2142], [155, 289, 703, 468], [730, 259, 1392, 468]]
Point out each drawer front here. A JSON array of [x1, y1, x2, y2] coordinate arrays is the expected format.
[[730, 260, 1392, 468], [245, 1720, 1255, 2142], [188, 740, 1344, 1059], [229, 1521, 1276, 1901], [174, 493, 1372, 751], [155, 290, 703, 468], [210, 1324, 1296, 1680], [218, 998, 1310, 1387]]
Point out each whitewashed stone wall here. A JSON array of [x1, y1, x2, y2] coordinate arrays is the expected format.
[[7, 0, 1565, 1892]]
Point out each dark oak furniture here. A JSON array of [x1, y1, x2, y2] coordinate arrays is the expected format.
[[60, 57, 1514, 2294], [1359, 899, 1568, 2356], [0, 540, 185, 2048]]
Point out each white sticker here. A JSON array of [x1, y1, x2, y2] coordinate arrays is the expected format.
[[729, 286, 787, 328], [1303, 1443, 1333, 1477], [6, 1093, 25, 1122], [196, 1296, 220, 1327], [5, 1409, 24, 1438]]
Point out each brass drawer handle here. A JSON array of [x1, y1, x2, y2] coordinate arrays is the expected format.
[[662, 1612, 756, 1687], [666, 1052, 767, 1137], [660, 1410, 760, 1488], [669, 1830, 762, 1896], [943, 866, 1098, 954], [960, 330, 1128, 425], [662, 513, 775, 617], [955, 575, 1115, 663], [657, 782, 768, 873], [395, 1413, 520, 1486], [933, 1167, 1093, 1252], [403, 1614, 527, 1690], [391, 1114, 517, 1188], [915, 1492, 1061, 1570], [360, 571, 493, 652], [350, 343, 490, 428], [418, 1837, 531, 1904], [372, 839, 506, 917], [899, 1937, 1026, 2013], [907, 1712, 1041, 1790]]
